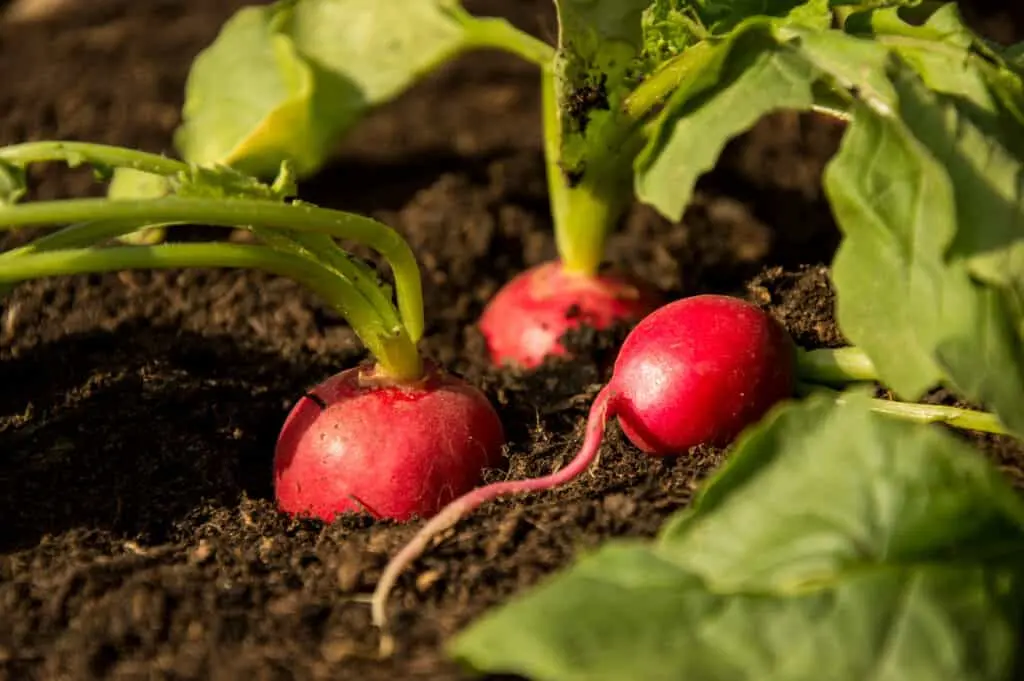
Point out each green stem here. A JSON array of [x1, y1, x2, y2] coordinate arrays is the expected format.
[[0, 141, 413, 335], [0, 214, 404, 333], [459, 14, 555, 67], [540, 66, 636, 276], [622, 54, 697, 125], [0, 219, 172, 257], [0, 141, 188, 176], [798, 383, 1009, 436], [260, 229, 403, 333], [460, 12, 639, 276], [0, 244, 422, 381], [459, 12, 628, 276], [796, 346, 878, 384], [0, 197, 424, 342], [0, 218, 174, 297], [541, 65, 576, 271], [554, 175, 628, 276]]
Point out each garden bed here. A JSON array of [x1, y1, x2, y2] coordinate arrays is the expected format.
[[2, 1, 1023, 679]]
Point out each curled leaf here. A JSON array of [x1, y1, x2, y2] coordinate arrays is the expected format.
[[174, 3, 343, 178], [175, 0, 474, 180]]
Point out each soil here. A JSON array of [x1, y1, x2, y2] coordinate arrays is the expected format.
[[1, 1, 1023, 680]]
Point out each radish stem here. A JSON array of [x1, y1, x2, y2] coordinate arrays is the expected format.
[[797, 383, 1009, 435], [0, 213, 397, 335], [796, 346, 878, 384], [0, 141, 188, 176], [0, 243, 422, 380], [540, 64, 641, 277], [0, 197, 424, 343], [0, 219, 173, 257]]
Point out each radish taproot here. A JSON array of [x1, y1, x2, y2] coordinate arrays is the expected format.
[[479, 261, 659, 369], [371, 294, 797, 637], [274, 362, 506, 522]]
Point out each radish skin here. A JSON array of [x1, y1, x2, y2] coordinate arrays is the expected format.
[[371, 294, 796, 645], [613, 294, 795, 452], [274, 362, 506, 522], [479, 261, 659, 369]]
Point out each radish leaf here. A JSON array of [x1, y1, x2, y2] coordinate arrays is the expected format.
[[286, 0, 467, 110], [449, 393, 1024, 681], [656, 390, 1024, 585], [552, 0, 650, 176], [175, 0, 474, 179], [174, 3, 345, 178], [841, 3, 1024, 150], [643, 0, 830, 50], [634, 22, 818, 221], [822, 56, 1024, 436]]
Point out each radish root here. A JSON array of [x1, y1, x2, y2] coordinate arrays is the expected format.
[[370, 386, 615, 654]]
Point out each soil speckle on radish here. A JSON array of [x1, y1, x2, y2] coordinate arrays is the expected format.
[[2, 1, 1023, 680]]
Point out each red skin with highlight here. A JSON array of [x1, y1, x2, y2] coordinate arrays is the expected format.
[[611, 295, 796, 454], [479, 261, 660, 369], [273, 363, 505, 522]]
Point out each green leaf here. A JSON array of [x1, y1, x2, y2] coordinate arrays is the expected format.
[[635, 23, 818, 220], [450, 394, 1024, 681], [657, 391, 1024, 587], [170, 163, 292, 201], [286, 0, 468, 112], [842, 2, 1024, 151], [176, 0, 478, 180], [821, 56, 1024, 435], [174, 2, 348, 178], [640, 0, 831, 68], [553, 0, 651, 174], [0, 160, 26, 207]]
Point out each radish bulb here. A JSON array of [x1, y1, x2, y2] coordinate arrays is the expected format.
[[479, 261, 659, 369], [275, 362, 506, 522]]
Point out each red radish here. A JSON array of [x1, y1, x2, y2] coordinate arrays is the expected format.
[[611, 294, 795, 452], [274, 361, 505, 522], [479, 260, 659, 369], [371, 294, 796, 638]]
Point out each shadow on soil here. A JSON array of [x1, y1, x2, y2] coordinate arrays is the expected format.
[[0, 323, 333, 553]]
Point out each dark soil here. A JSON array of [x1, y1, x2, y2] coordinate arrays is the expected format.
[[1, 1, 1022, 680]]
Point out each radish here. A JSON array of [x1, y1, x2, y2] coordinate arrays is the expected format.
[[274, 361, 505, 522], [610, 294, 795, 452], [371, 294, 797, 638], [0, 139, 509, 526], [479, 260, 660, 369]]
